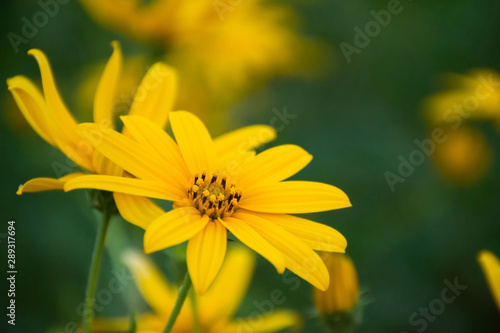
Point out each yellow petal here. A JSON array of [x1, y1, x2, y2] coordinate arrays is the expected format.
[[17, 172, 85, 195], [144, 207, 209, 254], [187, 220, 227, 294], [237, 145, 312, 188], [28, 49, 77, 131], [64, 175, 183, 201], [92, 150, 121, 176], [92, 314, 164, 332], [17, 177, 62, 194], [250, 212, 347, 253], [221, 310, 302, 333], [198, 246, 256, 326], [113, 193, 164, 229], [122, 250, 177, 316], [128, 62, 178, 129], [121, 115, 191, 183], [169, 111, 216, 175], [239, 181, 351, 214], [219, 217, 285, 273], [28, 49, 94, 171], [213, 125, 277, 157], [94, 41, 122, 129], [7, 76, 55, 145], [217, 150, 255, 178], [91, 316, 129, 332], [233, 211, 329, 290], [76, 123, 188, 191], [478, 250, 500, 312]]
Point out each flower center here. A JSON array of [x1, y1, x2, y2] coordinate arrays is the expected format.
[[188, 171, 242, 219]]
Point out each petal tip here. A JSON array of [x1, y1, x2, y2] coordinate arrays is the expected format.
[[193, 282, 208, 296], [143, 245, 154, 255], [142, 235, 158, 255], [27, 48, 43, 59], [316, 283, 328, 292], [477, 250, 492, 262]]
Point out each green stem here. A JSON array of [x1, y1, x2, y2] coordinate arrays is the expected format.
[[162, 271, 192, 333], [82, 212, 111, 333]]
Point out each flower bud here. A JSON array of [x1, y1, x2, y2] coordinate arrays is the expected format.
[[314, 252, 359, 314]]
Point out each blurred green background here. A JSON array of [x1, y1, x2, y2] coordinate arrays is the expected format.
[[1, 0, 500, 332]]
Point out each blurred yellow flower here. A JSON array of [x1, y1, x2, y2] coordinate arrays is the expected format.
[[7, 42, 177, 200], [92, 246, 302, 332], [423, 69, 500, 186], [433, 126, 492, 186], [477, 250, 500, 312], [313, 252, 359, 315], [64, 111, 350, 293], [424, 69, 500, 127], [79, 0, 324, 123]]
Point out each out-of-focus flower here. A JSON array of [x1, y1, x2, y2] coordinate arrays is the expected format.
[[424, 69, 500, 127], [423, 69, 500, 186], [433, 126, 492, 186], [313, 252, 360, 333], [79, 0, 324, 124], [92, 246, 302, 332], [7, 41, 177, 203], [478, 250, 500, 312], [64, 111, 350, 294]]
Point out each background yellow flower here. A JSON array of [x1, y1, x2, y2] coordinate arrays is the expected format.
[[92, 246, 302, 332], [432, 126, 492, 186], [423, 68, 500, 186], [79, 0, 326, 130]]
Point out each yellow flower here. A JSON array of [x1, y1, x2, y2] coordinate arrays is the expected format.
[[422, 69, 500, 186], [92, 246, 301, 332], [64, 111, 351, 293], [79, 0, 323, 119], [424, 69, 500, 127], [313, 252, 359, 315], [7, 42, 177, 199], [433, 126, 492, 186], [478, 250, 500, 312]]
